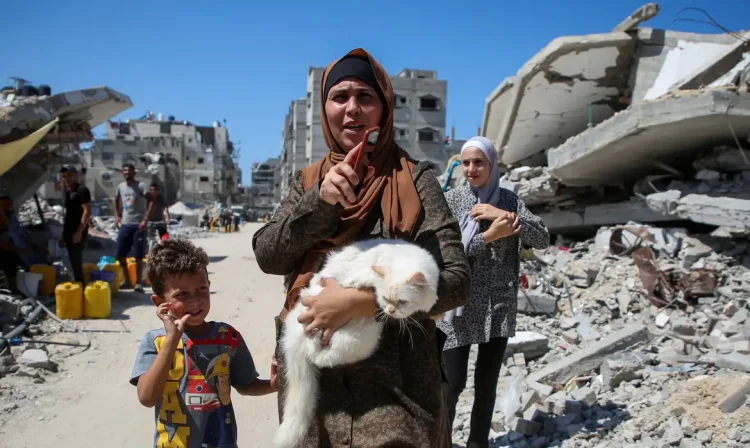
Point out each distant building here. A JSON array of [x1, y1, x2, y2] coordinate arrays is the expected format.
[[391, 69, 448, 171], [84, 115, 240, 207], [250, 157, 280, 215], [279, 98, 308, 200]]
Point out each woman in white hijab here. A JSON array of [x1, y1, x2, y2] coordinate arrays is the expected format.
[[436, 136, 550, 448]]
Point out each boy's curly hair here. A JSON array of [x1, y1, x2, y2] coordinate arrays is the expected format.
[[147, 238, 209, 296]]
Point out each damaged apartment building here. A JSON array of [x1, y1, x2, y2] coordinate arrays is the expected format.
[[85, 115, 241, 207], [456, 3, 750, 235], [279, 65, 449, 199]]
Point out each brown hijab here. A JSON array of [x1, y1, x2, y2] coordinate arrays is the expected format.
[[284, 48, 422, 310]]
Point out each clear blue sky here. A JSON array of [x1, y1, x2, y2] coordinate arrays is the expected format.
[[2, 0, 747, 185]]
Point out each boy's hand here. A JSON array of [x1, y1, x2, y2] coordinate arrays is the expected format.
[[270, 355, 279, 391], [156, 303, 190, 338]]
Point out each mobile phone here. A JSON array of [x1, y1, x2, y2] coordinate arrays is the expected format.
[[349, 126, 380, 172]]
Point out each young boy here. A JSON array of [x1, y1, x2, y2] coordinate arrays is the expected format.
[[130, 238, 276, 448]]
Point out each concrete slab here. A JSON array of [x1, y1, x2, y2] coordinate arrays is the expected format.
[[492, 32, 636, 166], [539, 199, 680, 232], [480, 77, 516, 145], [528, 324, 649, 384], [547, 90, 750, 187], [628, 28, 741, 103]]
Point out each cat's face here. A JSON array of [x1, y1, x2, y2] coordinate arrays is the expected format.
[[371, 266, 438, 319]]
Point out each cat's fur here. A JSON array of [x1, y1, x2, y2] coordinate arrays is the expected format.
[[274, 238, 440, 448]]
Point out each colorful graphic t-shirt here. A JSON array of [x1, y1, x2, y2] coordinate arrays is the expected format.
[[130, 322, 259, 448]]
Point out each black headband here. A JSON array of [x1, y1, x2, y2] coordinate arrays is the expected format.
[[323, 56, 385, 103]]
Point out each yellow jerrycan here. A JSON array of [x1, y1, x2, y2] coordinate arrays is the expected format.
[[84, 281, 111, 318], [30, 264, 56, 296], [55, 282, 83, 319]]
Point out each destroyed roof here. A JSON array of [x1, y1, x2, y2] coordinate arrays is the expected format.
[[0, 87, 133, 141], [479, 1, 750, 168]]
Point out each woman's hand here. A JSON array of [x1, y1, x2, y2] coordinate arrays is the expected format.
[[270, 355, 279, 391], [297, 278, 376, 345], [469, 204, 507, 222], [483, 214, 521, 243], [319, 142, 375, 206]]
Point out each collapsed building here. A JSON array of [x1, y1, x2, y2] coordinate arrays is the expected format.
[[0, 83, 133, 207], [445, 3, 750, 234], [442, 5, 750, 447]]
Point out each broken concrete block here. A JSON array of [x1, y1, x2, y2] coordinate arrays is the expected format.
[[675, 194, 750, 228], [715, 351, 750, 373], [527, 380, 553, 400], [655, 312, 670, 328], [517, 291, 557, 315], [545, 391, 567, 415], [515, 418, 543, 436], [521, 390, 541, 412], [718, 379, 750, 413], [507, 332, 550, 360], [671, 318, 697, 336], [568, 386, 597, 407], [695, 169, 721, 181], [562, 330, 580, 344], [19, 349, 54, 371], [682, 236, 714, 268], [601, 352, 645, 389], [528, 324, 650, 384], [523, 403, 550, 423], [560, 316, 577, 330], [514, 352, 527, 367], [645, 190, 682, 215]]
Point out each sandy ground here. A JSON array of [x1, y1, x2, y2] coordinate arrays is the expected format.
[[1, 223, 282, 447]]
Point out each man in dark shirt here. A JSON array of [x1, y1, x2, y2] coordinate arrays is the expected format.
[[60, 165, 91, 284]]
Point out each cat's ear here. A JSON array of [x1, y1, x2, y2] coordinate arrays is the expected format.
[[409, 272, 427, 286], [371, 266, 386, 277]]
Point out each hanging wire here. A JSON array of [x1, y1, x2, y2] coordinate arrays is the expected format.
[[673, 7, 749, 43]]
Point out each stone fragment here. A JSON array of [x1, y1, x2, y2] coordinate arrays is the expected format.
[[715, 351, 750, 373], [728, 428, 741, 441], [545, 391, 567, 415], [19, 349, 54, 371], [514, 352, 527, 367], [601, 352, 645, 389], [507, 331, 550, 360], [528, 324, 650, 384], [518, 291, 558, 315], [681, 236, 713, 268], [515, 418, 543, 436], [568, 386, 597, 407], [656, 312, 670, 328], [679, 439, 702, 448], [521, 390, 541, 412], [562, 330, 580, 344], [718, 379, 750, 413], [523, 404, 549, 423], [671, 318, 697, 336], [527, 380, 553, 400], [696, 430, 712, 443], [662, 418, 684, 445]]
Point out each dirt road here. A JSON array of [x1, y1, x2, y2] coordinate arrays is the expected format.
[[1, 223, 282, 447]]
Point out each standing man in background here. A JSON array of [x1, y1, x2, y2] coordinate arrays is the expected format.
[[145, 183, 170, 240], [60, 165, 91, 284], [113, 163, 149, 293]]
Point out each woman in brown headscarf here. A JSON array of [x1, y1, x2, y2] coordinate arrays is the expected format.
[[252, 48, 470, 447]]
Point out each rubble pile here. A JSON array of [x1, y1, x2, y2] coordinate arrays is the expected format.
[[451, 223, 750, 448]]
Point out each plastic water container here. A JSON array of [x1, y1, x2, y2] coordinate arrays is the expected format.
[[55, 282, 83, 319], [88, 270, 116, 289], [102, 264, 124, 293], [30, 264, 56, 296], [84, 281, 111, 318], [127, 260, 137, 286], [82, 263, 98, 284]]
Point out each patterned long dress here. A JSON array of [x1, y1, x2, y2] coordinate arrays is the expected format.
[[252, 162, 471, 448], [436, 185, 550, 350]]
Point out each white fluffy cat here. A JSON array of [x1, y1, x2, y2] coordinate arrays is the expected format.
[[274, 238, 440, 448]]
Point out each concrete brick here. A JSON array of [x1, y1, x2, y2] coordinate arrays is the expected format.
[[507, 331, 550, 360], [528, 324, 650, 384], [601, 352, 645, 389], [515, 418, 543, 436], [715, 351, 750, 373]]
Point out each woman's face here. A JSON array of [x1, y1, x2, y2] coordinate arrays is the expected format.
[[461, 147, 491, 188], [324, 77, 384, 152]]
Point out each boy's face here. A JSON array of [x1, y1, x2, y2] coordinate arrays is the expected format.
[[151, 270, 211, 327]]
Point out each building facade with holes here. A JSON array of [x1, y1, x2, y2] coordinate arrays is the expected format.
[[82, 117, 240, 207], [278, 66, 449, 200]]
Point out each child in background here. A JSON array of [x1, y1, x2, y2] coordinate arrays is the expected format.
[[130, 238, 276, 448]]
